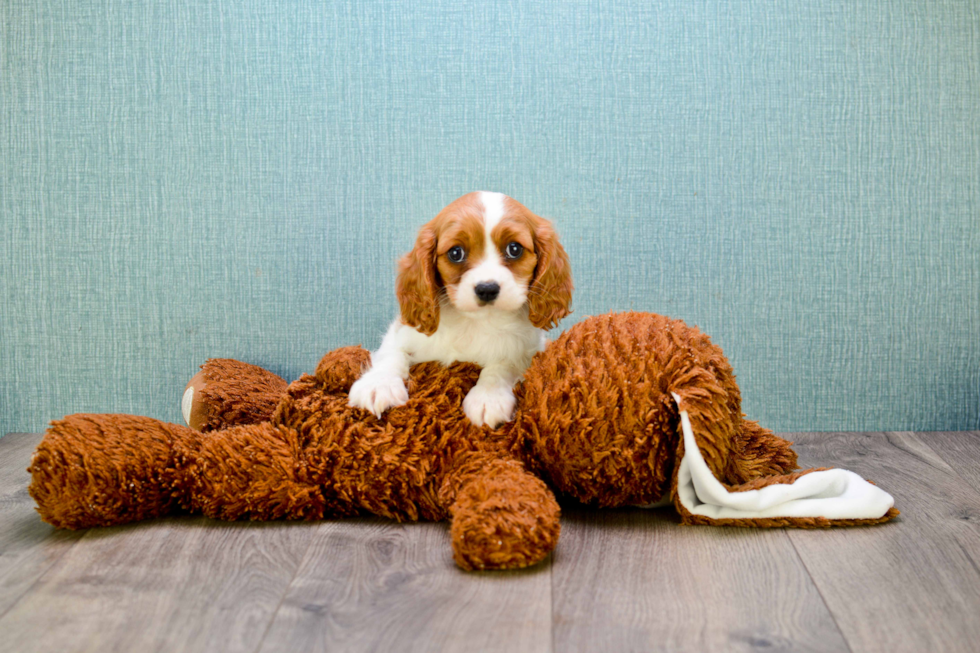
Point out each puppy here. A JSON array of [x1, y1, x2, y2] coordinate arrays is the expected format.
[[348, 191, 573, 428]]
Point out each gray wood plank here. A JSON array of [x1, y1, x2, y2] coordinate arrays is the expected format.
[[0, 500, 318, 653], [919, 431, 980, 496], [552, 505, 849, 653], [787, 431, 980, 653], [0, 433, 85, 619], [257, 519, 553, 653], [5, 430, 978, 652]]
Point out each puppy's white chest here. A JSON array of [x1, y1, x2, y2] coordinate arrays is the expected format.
[[418, 309, 542, 369], [443, 319, 500, 361]]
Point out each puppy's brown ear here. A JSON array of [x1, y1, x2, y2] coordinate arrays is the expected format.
[[527, 218, 573, 330], [396, 224, 441, 335]]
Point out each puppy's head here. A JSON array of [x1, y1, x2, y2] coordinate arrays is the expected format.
[[396, 192, 573, 335]]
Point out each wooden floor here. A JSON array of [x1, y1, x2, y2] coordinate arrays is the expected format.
[[1, 431, 979, 653]]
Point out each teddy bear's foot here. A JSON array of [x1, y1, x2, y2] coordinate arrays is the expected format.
[[447, 459, 560, 571], [182, 359, 288, 431]]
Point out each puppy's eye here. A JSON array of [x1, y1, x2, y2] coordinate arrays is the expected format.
[[505, 242, 524, 259], [447, 246, 466, 263]]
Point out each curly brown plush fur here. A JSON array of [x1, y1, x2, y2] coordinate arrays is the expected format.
[[28, 312, 897, 570]]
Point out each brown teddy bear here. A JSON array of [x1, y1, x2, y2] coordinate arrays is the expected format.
[[28, 312, 897, 571]]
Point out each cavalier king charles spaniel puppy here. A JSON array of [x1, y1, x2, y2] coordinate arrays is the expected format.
[[348, 191, 573, 428]]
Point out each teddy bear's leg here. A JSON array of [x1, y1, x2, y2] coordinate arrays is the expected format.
[[30, 413, 352, 529], [725, 417, 798, 483], [178, 421, 351, 521], [182, 358, 288, 431], [440, 455, 560, 571], [669, 373, 801, 484], [668, 383, 745, 483], [29, 414, 192, 529]]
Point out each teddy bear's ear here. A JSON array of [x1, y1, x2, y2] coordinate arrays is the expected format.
[[527, 217, 573, 330], [396, 223, 441, 335]]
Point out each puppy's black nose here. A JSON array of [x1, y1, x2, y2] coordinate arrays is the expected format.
[[474, 281, 500, 303]]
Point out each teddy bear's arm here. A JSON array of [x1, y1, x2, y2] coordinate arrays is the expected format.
[[183, 359, 288, 432], [181, 347, 374, 433]]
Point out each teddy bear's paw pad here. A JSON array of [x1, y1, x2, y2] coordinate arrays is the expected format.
[[462, 384, 516, 428], [181, 386, 195, 426], [347, 372, 408, 417], [181, 370, 213, 431]]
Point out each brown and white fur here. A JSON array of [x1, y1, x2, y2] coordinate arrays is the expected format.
[[348, 191, 573, 428]]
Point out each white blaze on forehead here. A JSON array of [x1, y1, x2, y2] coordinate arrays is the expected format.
[[478, 191, 507, 231], [454, 191, 526, 312], [478, 191, 507, 263]]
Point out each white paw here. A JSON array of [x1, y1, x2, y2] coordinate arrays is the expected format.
[[463, 385, 516, 428], [347, 371, 408, 418]]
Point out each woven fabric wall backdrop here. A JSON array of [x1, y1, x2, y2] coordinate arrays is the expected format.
[[2, 0, 978, 435]]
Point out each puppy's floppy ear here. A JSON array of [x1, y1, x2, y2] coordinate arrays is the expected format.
[[527, 218, 573, 330], [396, 224, 441, 335]]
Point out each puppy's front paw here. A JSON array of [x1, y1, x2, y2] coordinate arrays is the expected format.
[[348, 371, 408, 418], [462, 385, 516, 428]]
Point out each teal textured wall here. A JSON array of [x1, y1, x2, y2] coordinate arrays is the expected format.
[[2, 1, 978, 435]]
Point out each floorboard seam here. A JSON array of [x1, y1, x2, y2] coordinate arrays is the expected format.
[[916, 433, 980, 580], [0, 433, 89, 624], [248, 522, 321, 653], [786, 530, 854, 653], [783, 431, 883, 653], [912, 431, 980, 498]]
